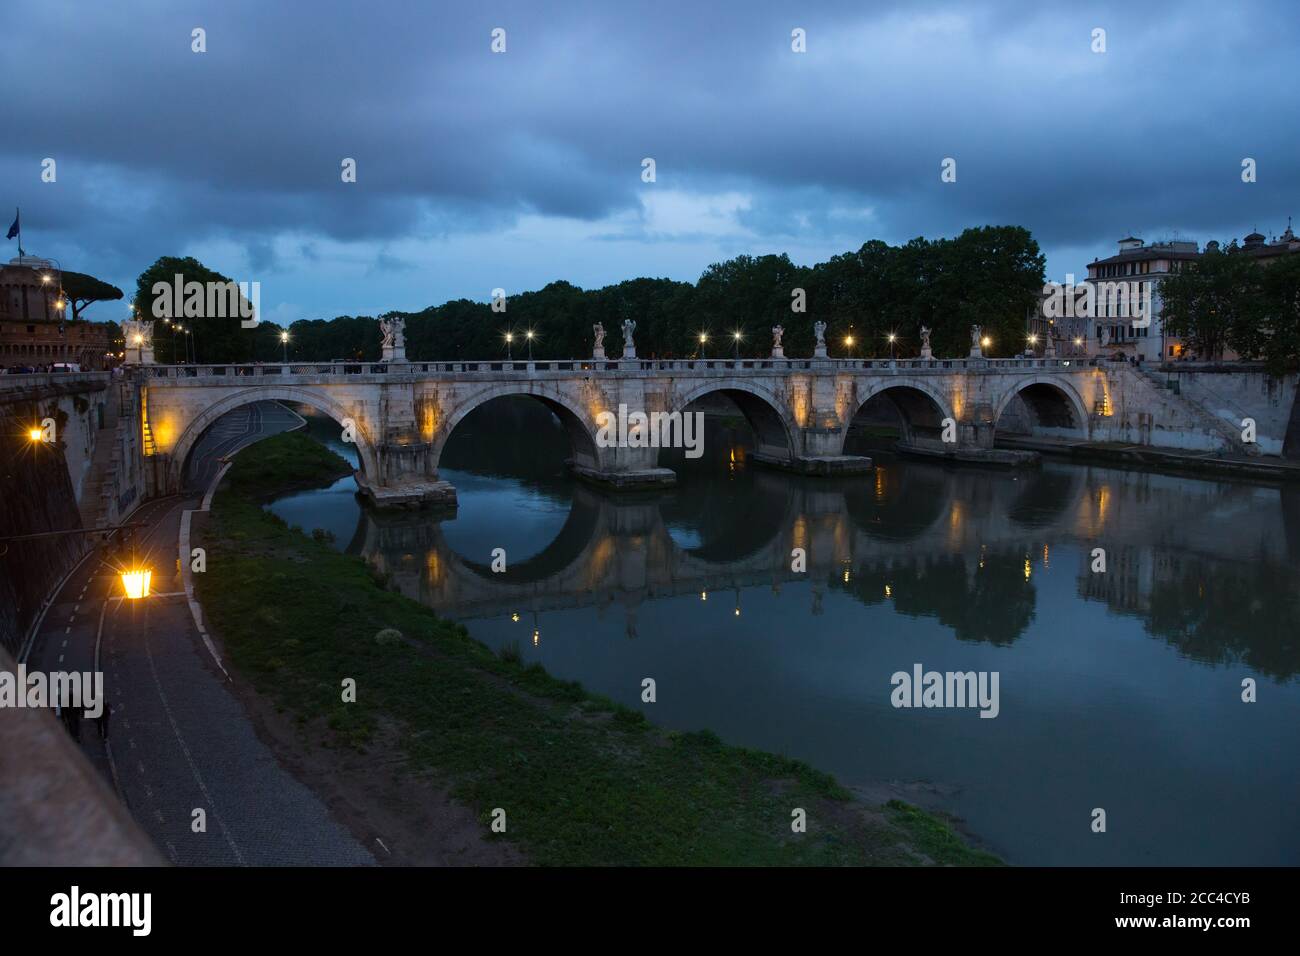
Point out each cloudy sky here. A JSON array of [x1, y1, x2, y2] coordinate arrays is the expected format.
[[4, 0, 1297, 326]]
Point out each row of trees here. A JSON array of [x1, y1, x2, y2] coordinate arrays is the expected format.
[[1160, 248, 1300, 373], [127, 226, 1045, 364]]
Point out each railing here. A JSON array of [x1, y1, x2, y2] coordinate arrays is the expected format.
[[135, 356, 1102, 379]]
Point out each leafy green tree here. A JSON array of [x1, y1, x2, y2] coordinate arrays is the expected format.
[[1256, 253, 1300, 374], [1159, 246, 1264, 361], [133, 256, 258, 364]]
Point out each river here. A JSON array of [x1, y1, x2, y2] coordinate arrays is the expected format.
[[267, 398, 1300, 865]]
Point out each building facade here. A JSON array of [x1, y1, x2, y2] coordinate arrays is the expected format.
[[0, 256, 118, 370], [1083, 237, 1199, 362]]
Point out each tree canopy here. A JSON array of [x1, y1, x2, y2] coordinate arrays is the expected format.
[[131, 226, 1046, 364], [60, 270, 123, 322], [1160, 248, 1300, 373]]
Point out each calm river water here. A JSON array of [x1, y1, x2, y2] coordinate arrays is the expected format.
[[268, 399, 1300, 865]]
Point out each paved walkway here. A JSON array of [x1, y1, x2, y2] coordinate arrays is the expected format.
[[997, 434, 1300, 481], [25, 401, 374, 865]]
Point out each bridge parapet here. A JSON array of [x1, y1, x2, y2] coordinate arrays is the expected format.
[[136, 356, 1101, 381]]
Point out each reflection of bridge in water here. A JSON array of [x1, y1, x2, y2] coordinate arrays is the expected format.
[[352, 462, 1300, 642]]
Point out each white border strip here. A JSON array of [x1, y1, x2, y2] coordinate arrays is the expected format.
[[180, 461, 234, 679]]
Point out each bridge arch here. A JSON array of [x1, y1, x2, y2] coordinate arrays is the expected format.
[[167, 385, 380, 491], [430, 383, 603, 471], [671, 380, 798, 461], [843, 380, 956, 451], [993, 377, 1089, 437]]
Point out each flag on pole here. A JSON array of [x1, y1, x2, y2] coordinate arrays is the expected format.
[[5, 208, 17, 240]]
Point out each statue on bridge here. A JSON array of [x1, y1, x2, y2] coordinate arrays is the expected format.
[[813, 320, 828, 358], [970, 324, 983, 358], [592, 322, 606, 359], [621, 319, 636, 360], [771, 324, 785, 359], [380, 313, 407, 362], [122, 317, 155, 365], [919, 324, 933, 360]]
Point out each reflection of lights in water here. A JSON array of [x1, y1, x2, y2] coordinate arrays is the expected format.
[[1024, 558, 1032, 581], [1042, 544, 1050, 569], [532, 629, 540, 646], [700, 591, 707, 601], [843, 568, 850, 583], [874, 469, 886, 501], [884, 583, 892, 598], [791, 515, 808, 553], [511, 611, 520, 622], [734, 607, 740, 617]]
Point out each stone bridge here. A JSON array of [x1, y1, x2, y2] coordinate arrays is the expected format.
[[135, 355, 1119, 506]]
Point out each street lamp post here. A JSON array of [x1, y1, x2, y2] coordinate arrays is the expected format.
[[887, 333, 897, 360], [280, 330, 289, 363], [732, 331, 742, 361], [505, 332, 513, 361], [698, 332, 708, 359], [526, 329, 534, 361]]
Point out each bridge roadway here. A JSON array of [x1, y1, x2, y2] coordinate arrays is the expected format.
[[135, 356, 1118, 507]]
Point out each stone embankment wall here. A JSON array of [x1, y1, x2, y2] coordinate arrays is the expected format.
[[1150, 365, 1300, 458], [0, 373, 144, 654]]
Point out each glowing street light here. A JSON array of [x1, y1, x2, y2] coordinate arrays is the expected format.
[[504, 331, 514, 360], [697, 332, 708, 358], [121, 568, 152, 600], [280, 330, 289, 363], [887, 332, 897, 359], [981, 336, 992, 350], [525, 328, 535, 360], [27, 427, 43, 442], [732, 330, 742, 360]]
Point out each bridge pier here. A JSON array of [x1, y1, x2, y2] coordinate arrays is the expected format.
[[569, 444, 677, 491]]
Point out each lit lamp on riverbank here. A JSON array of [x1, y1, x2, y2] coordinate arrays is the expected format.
[[121, 568, 152, 600]]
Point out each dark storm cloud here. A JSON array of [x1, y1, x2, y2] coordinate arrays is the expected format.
[[3, 0, 1298, 309]]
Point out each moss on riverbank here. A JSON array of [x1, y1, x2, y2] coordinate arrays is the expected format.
[[195, 431, 1001, 866]]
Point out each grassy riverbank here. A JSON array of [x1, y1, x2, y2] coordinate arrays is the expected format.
[[195, 431, 1000, 866]]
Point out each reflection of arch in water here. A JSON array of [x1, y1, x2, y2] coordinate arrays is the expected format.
[[432, 386, 601, 472], [673, 382, 796, 462], [450, 486, 602, 585], [842, 382, 954, 450], [171, 387, 379, 490], [842, 460, 949, 542], [1005, 466, 1084, 528], [657, 467, 792, 562], [994, 378, 1089, 436]]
